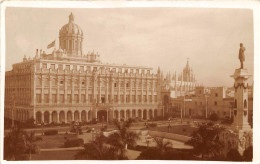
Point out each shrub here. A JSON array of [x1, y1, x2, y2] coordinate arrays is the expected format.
[[148, 123, 157, 128], [209, 113, 219, 121], [44, 130, 58, 135], [101, 125, 107, 131], [64, 138, 84, 148], [35, 136, 43, 141]]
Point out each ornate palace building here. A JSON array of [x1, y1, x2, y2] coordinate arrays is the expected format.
[[5, 13, 166, 124]]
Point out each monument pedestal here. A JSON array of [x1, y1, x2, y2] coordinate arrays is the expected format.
[[230, 68, 252, 155]]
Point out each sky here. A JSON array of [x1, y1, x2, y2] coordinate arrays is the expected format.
[[5, 7, 254, 87]]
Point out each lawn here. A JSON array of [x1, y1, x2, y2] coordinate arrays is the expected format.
[[147, 125, 197, 137], [36, 134, 78, 149], [31, 150, 80, 160]]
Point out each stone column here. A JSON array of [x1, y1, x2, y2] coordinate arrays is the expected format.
[[146, 79, 149, 104], [152, 79, 154, 104], [49, 76, 52, 105], [99, 77, 101, 103], [65, 111, 67, 123], [57, 76, 60, 105], [130, 79, 132, 104], [130, 109, 133, 118], [105, 77, 108, 103], [41, 111, 44, 123], [72, 111, 74, 121], [141, 110, 143, 120], [79, 111, 82, 122], [85, 76, 88, 104], [118, 110, 121, 120], [118, 79, 120, 104], [64, 76, 67, 105], [111, 78, 114, 103], [86, 110, 88, 122], [124, 78, 126, 104], [49, 111, 52, 123], [124, 110, 126, 121], [41, 75, 44, 104], [57, 111, 60, 123], [141, 78, 143, 104], [72, 77, 74, 104]]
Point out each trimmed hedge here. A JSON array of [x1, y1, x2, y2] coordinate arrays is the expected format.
[[44, 130, 58, 135], [64, 138, 84, 148]]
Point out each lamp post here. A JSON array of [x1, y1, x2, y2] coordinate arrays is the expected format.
[[168, 118, 171, 133], [91, 127, 95, 141]]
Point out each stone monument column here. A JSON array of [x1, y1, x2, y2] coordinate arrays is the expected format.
[[230, 43, 252, 155]]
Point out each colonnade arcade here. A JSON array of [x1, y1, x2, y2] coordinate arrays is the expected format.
[[35, 108, 158, 124]]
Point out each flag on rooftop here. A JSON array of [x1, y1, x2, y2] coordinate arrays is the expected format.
[[47, 40, 55, 49]]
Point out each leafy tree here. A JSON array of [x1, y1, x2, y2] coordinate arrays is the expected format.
[[243, 146, 253, 161], [106, 119, 139, 159], [226, 149, 242, 161], [4, 126, 28, 160], [187, 122, 224, 160], [24, 131, 40, 160], [74, 134, 117, 160]]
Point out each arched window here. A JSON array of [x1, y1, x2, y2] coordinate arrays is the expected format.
[[234, 99, 237, 108], [244, 99, 247, 108]]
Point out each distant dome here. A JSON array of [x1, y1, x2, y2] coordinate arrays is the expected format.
[[59, 12, 83, 36], [59, 12, 83, 56]]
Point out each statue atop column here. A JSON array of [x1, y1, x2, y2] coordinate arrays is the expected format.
[[239, 43, 246, 69]]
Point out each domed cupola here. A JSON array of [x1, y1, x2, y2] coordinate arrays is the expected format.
[[59, 12, 83, 56]]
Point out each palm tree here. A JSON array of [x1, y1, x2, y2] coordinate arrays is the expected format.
[[187, 122, 224, 159], [4, 126, 27, 160], [153, 137, 172, 154], [107, 119, 139, 159], [75, 134, 117, 160]]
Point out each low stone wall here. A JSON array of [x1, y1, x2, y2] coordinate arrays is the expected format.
[[148, 130, 191, 143]]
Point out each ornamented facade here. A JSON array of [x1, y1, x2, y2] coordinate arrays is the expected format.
[[4, 13, 163, 124]]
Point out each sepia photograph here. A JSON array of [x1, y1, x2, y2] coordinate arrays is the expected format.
[[1, 2, 258, 162]]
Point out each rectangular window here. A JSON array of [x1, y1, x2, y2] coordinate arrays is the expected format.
[[88, 94, 92, 103], [132, 95, 136, 103], [114, 95, 118, 102], [67, 94, 72, 103], [51, 64, 55, 70], [138, 95, 141, 102], [114, 83, 117, 87], [215, 93, 218, 97], [80, 66, 84, 72], [42, 63, 47, 69], [36, 94, 41, 103], [149, 95, 152, 102], [143, 95, 147, 102], [58, 64, 63, 70], [81, 94, 85, 103], [60, 94, 64, 103], [44, 94, 49, 103], [126, 95, 130, 103], [65, 65, 70, 70], [154, 95, 157, 102], [74, 94, 79, 103], [52, 94, 57, 103], [214, 101, 218, 106], [120, 95, 124, 103]]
